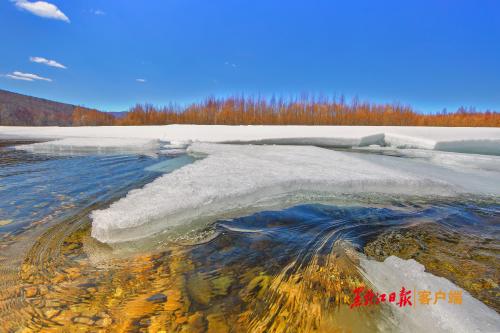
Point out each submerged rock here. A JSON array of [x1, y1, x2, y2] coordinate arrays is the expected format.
[[0, 220, 12, 226], [207, 313, 230, 333], [182, 312, 206, 333], [147, 293, 167, 303], [212, 275, 234, 296], [187, 273, 213, 306]]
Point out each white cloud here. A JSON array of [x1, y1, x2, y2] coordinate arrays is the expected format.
[[91, 9, 105, 16], [5, 74, 34, 81], [136, 79, 146, 83], [4, 71, 52, 82], [13, 0, 70, 23], [30, 56, 67, 69]]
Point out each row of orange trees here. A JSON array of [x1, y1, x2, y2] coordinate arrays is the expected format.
[[72, 107, 115, 126], [72, 97, 500, 127]]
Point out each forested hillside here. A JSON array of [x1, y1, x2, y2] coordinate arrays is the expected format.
[[0, 89, 110, 126]]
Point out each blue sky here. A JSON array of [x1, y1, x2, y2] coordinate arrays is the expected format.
[[1, 0, 499, 112]]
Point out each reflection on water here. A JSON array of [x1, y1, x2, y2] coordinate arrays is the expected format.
[[0, 140, 498, 332]]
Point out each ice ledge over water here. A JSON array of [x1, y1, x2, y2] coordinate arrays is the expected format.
[[2, 125, 500, 155], [360, 256, 500, 333], [15, 137, 160, 153], [90, 143, 500, 244]]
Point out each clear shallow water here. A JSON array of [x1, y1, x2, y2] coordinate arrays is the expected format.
[[0, 145, 180, 235], [0, 141, 198, 257], [0, 140, 498, 332]]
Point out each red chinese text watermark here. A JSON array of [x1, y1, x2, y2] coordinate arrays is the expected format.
[[350, 286, 463, 309]]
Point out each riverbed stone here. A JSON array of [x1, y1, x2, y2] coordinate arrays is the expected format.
[[187, 273, 212, 305], [44, 309, 61, 319], [212, 275, 233, 296], [95, 317, 112, 327], [147, 293, 167, 303], [72, 316, 95, 325], [182, 312, 205, 333], [0, 220, 12, 226], [207, 313, 230, 333], [23, 286, 38, 298]]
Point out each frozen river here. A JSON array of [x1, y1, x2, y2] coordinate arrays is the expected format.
[[0, 127, 499, 332]]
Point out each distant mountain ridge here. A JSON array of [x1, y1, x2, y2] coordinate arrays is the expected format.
[[107, 111, 128, 119], [0, 89, 121, 126]]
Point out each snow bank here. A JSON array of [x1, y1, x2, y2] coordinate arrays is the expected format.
[[360, 256, 500, 333], [15, 137, 160, 153], [2, 125, 500, 155], [90, 143, 500, 243]]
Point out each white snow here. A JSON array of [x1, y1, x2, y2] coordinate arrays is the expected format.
[[2, 125, 500, 155], [90, 143, 500, 243], [360, 256, 500, 333]]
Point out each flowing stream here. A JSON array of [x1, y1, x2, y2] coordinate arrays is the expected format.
[[0, 139, 498, 332]]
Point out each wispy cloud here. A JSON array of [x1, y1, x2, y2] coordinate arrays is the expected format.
[[225, 61, 238, 68], [90, 9, 105, 16], [30, 56, 67, 69], [5, 74, 33, 81], [136, 78, 146, 83], [4, 71, 52, 82], [13, 0, 70, 23]]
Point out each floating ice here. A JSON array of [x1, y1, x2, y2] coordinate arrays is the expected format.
[[15, 137, 160, 154], [360, 256, 500, 333], [90, 143, 500, 243]]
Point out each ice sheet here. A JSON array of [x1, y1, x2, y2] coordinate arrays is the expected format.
[[360, 256, 500, 333], [90, 143, 500, 243], [15, 137, 160, 153], [355, 147, 500, 172], [3, 125, 500, 155]]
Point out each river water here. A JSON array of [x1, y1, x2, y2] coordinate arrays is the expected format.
[[0, 139, 498, 332]]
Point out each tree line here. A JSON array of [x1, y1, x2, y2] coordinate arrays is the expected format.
[[73, 96, 500, 127]]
